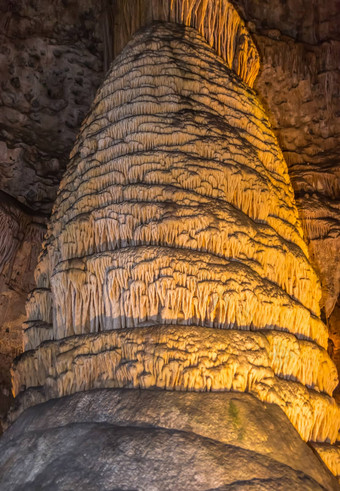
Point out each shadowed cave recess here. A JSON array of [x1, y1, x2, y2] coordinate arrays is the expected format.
[[0, 0, 339, 489]]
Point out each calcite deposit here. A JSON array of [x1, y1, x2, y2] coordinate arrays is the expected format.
[[1, 0, 339, 488]]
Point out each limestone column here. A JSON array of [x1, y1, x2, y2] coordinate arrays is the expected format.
[[0, 1, 339, 489]]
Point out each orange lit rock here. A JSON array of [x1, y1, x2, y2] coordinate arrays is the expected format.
[[11, 325, 339, 443], [311, 442, 340, 483]]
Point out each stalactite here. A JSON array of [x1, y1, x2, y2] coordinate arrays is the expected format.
[[46, 197, 320, 313], [23, 321, 53, 351], [26, 288, 52, 324], [0, 207, 20, 274], [0, 196, 45, 277]]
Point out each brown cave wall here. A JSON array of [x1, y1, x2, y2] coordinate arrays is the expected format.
[[0, 0, 104, 212], [0, 0, 339, 421], [330, 300, 340, 398]]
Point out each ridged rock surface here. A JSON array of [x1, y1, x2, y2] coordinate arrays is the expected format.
[[1, 389, 339, 490], [11, 22, 339, 458]]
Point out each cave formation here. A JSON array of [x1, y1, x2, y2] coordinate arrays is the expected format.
[[0, 0, 339, 489]]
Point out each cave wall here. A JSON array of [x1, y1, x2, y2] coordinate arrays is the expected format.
[[0, 191, 45, 419], [0, 0, 104, 422], [0, 0, 339, 425]]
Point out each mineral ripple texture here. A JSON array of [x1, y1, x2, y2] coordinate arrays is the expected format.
[[1, 4, 340, 488]]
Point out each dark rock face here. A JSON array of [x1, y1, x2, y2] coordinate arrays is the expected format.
[[0, 0, 104, 213], [3, 426, 325, 490], [0, 390, 338, 490]]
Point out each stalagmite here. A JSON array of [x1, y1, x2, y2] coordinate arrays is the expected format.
[[1, 1, 339, 488]]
